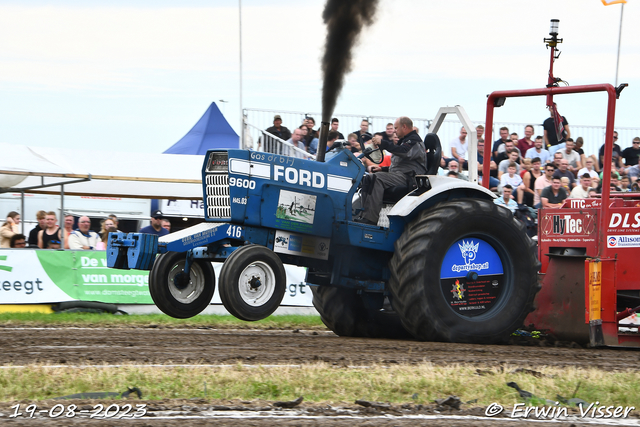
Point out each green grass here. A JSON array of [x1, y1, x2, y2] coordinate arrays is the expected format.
[[0, 313, 325, 329], [0, 364, 639, 408]]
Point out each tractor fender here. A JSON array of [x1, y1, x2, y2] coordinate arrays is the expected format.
[[388, 175, 496, 222]]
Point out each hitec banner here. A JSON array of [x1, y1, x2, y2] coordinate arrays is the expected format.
[[0, 250, 312, 307]]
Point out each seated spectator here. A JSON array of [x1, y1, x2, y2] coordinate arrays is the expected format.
[[522, 157, 542, 208], [534, 163, 556, 208], [477, 138, 499, 189], [161, 219, 171, 231], [517, 125, 535, 155], [620, 176, 630, 191], [62, 215, 75, 249], [10, 233, 26, 248], [628, 162, 640, 183], [347, 133, 361, 155], [27, 210, 46, 247], [574, 136, 592, 170], [476, 124, 484, 141], [520, 158, 532, 178], [265, 115, 291, 141], [38, 211, 62, 249], [560, 138, 582, 175], [0, 211, 20, 248], [510, 133, 519, 143], [544, 103, 570, 154], [139, 211, 170, 237], [525, 136, 550, 164], [285, 129, 308, 159], [600, 161, 621, 180], [577, 158, 599, 180], [553, 159, 576, 189], [439, 160, 467, 180], [598, 130, 622, 169], [99, 218, 116, 240], [353, 119, 372, 144], [589, 188, 600, 197], [330, 118, 345, 140], [494, 184, 518, 214], [492, 126, 510, 159], [450, 126, 469, 170], [362, 134, 384, 168], [499, 162, 526, 203], [495, 139, 522, 165], [69, 216, 100, 250], [9, 233, 27, 249], [498, 149, 521, 178], [304, 117, 319, 143], [560, 177, 571, 194], [622, 137, 640, 167], [541, 177, 568, 208], [570, 173, 592, 198], [96, 226, 118, 250], [552, 151, 563, 169]]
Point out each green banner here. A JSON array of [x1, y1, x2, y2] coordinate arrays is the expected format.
[[35, 251, 153, 304]]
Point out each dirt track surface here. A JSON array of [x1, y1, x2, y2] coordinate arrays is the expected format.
[[0, 325, 635, 369], [2, 326, 640, 426]]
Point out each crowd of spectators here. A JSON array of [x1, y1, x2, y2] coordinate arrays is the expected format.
[[1, 210, 175, 250]]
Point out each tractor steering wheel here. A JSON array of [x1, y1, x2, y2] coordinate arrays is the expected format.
[[358, 135, 385, 165]]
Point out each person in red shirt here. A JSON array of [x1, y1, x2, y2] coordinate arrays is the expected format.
[[517, 125, 535, 155]]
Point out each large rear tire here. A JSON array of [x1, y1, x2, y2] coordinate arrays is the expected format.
[[149, 251, 215, 319], [311, 286, 412, 339], [389, 199, 540, 344], [218, 245, 286, 321]]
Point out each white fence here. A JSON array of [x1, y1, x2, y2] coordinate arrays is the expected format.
[[244, 108, 640, 161]]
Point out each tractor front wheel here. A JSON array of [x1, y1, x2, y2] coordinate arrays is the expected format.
[[389, 199, 539, 344], [218, 245, 286, 321], [149, 251, 215, 319]]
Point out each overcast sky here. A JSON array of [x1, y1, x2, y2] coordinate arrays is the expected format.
[[1, 0, 638, 153]]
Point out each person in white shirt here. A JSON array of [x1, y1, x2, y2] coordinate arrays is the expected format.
[[450, 127, 468, 169], [577, 158, 599, 180], [570, 174, 593, 199], [68, 216, 100, 250]]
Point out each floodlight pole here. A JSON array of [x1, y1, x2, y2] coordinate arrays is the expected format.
[[615, 3, 624, 87], [238, 0, 244, 149]]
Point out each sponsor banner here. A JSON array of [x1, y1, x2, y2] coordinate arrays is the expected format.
[[607, 235, 640, 248], [0, 250, 312, 306], [607, 212, 640, 233], [273, 230, 330, 260], [540, 212, 597, 237]]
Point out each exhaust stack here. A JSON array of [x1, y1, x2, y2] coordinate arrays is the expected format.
[[316, 121, 330, 162]]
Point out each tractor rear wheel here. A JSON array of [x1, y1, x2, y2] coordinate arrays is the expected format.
[[311, 286, 412, 339], [389, 199, 540, 344], [149, 251, 215, 319], [218, 245, 286, 321]]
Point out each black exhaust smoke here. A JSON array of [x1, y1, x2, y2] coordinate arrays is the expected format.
[[320, 0, 379, 124]]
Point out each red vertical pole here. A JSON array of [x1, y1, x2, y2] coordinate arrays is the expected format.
[[547, 45, 555, 107]]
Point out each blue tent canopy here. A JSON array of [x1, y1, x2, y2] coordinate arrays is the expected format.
[[163, 102, 239, 155]]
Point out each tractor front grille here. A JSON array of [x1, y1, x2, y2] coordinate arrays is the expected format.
[[205, 173, 231, 219]]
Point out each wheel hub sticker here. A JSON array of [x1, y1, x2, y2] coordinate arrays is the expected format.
[[440, 238, 504, 317]]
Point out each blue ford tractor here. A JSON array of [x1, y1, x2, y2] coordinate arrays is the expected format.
[[107, 107, 539, 343]]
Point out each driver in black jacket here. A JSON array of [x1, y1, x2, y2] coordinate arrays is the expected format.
[[357, 116, 426, 225]]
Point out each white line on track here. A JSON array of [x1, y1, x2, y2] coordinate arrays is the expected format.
[[133, 412, 640, 425], [0, 364, 376, 369]]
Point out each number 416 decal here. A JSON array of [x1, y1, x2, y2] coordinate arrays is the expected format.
[[226, 225, 243, 239]]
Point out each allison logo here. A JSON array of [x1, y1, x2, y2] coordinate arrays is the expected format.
[[608, 236, 617, 247], [451, 240, 489, 273]]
